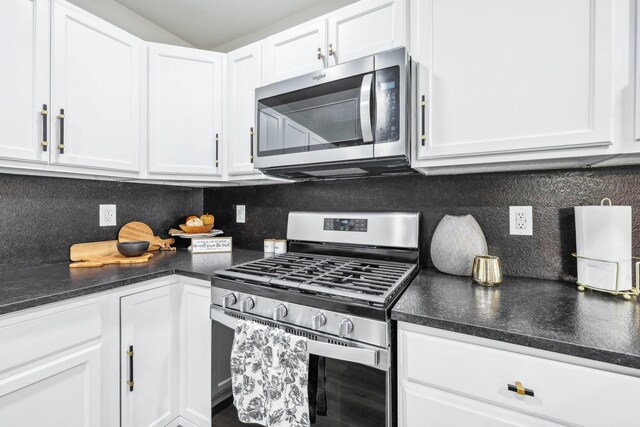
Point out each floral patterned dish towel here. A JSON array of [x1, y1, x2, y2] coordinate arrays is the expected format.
[[231, 320, 310, 427]]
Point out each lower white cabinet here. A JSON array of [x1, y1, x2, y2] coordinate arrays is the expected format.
[[398, 322, 640, 427], [0, 277, 212, 427], [121, 285, 180, 427]]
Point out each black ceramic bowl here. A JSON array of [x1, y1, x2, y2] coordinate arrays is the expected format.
[[117, 241, 150, 257]]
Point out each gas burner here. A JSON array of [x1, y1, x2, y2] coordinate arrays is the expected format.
[[217, 252, 417, 305]]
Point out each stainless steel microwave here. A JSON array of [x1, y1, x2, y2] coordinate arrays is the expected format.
[[255, 47, 412, 180]]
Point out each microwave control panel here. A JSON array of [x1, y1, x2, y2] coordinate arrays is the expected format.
[[376, 66, 400, 142], [324, 218, 368, 232]]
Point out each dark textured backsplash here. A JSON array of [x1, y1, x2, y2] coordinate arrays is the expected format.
[[204, 166, 640, 282], [0, 174, 202, 271]]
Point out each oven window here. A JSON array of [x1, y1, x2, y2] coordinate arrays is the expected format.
[[212, 356, 387, 427], [257, 73, 373, 157]]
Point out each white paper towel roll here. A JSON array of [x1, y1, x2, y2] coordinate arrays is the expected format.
[[575, 203, 632, 291]]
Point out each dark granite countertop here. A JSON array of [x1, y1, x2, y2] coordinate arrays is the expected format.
[[0, 249, 265, 316], [392, 269, 640, 370]]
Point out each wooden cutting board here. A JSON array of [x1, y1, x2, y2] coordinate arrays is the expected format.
[[70, 240, 119, 262], [70, 252, 153, 268], [118, 221, 175, 251]]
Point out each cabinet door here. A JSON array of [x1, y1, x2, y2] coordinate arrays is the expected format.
[[0, 344, 103, 427], [148, 44, 223, 176], [227, 43, 261, 175], [263, 20, 327, 85], [121, 285, 179, 427], [0, 0, 50, 163], [179, 285, 212, 426], [413, 0, 614, 160], [328, 0, 406, 66], [51, 0, 142, 172], [400, 385, 558, 427]]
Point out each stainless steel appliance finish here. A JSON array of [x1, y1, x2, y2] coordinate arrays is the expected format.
[[211, 211, 420, 427], [287, 211, 420, 249], [254, 47, 411, 180]]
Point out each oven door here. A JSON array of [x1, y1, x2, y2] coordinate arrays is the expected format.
[[210, 306, 391, 427]]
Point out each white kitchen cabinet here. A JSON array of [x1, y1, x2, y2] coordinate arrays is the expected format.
[[327, 0, 407, 66], [411, 0, 616, 164], [636, 6, 640, 142], [226, 42, 262, 176], [179, 284, 212, 426], [120, 285, 180, 427], [263, 20, 327, 85], [0, 0, 50, 164], [398, 322, 640, 427], [0, 297, 116, 427], [51, 0, 142, 173], [148, 43, 224, 177]]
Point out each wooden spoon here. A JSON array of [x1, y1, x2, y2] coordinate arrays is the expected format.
[[118, 221, 175, 251]]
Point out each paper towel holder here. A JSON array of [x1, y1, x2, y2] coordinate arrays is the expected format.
[[571, 253, 640, 300]]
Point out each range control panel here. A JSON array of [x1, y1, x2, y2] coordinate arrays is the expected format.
[[323, 218, 368, 232]]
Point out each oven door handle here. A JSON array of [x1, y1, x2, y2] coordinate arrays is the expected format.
[[359, 73, 374, 143], [210, 306, 386, 370]]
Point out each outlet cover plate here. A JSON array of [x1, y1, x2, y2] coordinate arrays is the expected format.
[[236, 205, 246, 223], [100, 204, 117, 227], [510, 206, 532, 236]]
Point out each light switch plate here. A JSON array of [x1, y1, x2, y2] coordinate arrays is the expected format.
[[236, 205, 246, 223], [510, 206, 532, 236]]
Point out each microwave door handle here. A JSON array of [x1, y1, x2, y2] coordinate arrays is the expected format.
[[359, 73, 374, 143], [210, 305, 385, 370]]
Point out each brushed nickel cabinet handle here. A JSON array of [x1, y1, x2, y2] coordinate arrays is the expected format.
[[41, 104, 48, 151], [317, 47, 323, 60], [328, 44, 335, 56], [57, 109, 65, 154]]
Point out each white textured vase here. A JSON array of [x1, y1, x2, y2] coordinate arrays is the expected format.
[[430, 215, 488, 276]]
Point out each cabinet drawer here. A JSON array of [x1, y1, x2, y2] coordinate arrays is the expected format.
[[401, 329, 640, 426], [0, 301, 103, 373]]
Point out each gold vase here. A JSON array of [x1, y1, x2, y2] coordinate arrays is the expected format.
[[472, 255, 502, 286]]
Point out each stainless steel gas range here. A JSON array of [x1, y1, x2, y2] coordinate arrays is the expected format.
[[210, 211, 420, 427]]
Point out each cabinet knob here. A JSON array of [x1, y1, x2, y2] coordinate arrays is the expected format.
[[338, 318, 353, 337], [273, 304, 288, 321], [239, 297, 255, 313], [317, 47, 324, 60], [508, 381, 534, 397], [311, 312, 326, 330], [328, 44, 335, 57]]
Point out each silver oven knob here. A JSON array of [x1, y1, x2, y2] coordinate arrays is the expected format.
[[273, 304, 288, 321], [311, 312, 326, 330], [222, 293, 237, 308], [239, 297, 255, 313], [339, 318, 354, 337]]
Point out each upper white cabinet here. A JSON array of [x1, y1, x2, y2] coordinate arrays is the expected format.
[[226, 42, 262, 175], [263, 20, 327, 85], [0, 0, 50, 164], [147, 43, 224, 177], [51, 0, 142, 172], [327, 0, 406, 66], [412, 0, 616, 162], [263, 0, 407, 84], [636, 6, 640, 142]]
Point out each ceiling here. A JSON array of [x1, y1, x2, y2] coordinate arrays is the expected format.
[[113, 0, 358, 51]]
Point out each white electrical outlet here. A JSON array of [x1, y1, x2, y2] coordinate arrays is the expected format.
[[509, 206, 532, 236], [236, 205, 246, 223], [99, 204, 117, 227]]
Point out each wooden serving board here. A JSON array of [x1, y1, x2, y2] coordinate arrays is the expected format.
[[118, 221, 175, 251], [70, 240, 119, 262], [69, 252, 153, 268]]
